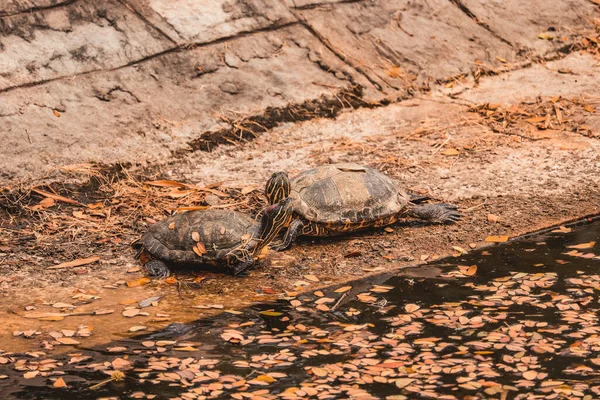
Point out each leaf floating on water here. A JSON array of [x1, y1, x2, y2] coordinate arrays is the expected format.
[[395, 378, 414, 389], [259, 311, 283, 317], [111, 358, 131, 370], [311, 367, 328, 377], [335, 286, 352, 293], [24, 371, 39, 379], [53, 377, 67, 388], [568, 242, 595, 249], [255, 375, 275, 383], [404, 303, 420, 313], [523, 370, 537, 380], [485, 235, 509, 243]]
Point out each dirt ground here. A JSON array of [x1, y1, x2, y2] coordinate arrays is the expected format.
[[1, 0, 600, 353]]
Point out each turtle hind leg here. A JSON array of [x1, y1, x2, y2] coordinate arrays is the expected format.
[[145, 259, 171, 279], [271, 219, 304, 251], [408, 203, 461, 224]]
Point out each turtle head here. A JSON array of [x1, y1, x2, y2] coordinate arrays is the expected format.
[[254, 198, 293, 254], [265, 171, 291, 205]]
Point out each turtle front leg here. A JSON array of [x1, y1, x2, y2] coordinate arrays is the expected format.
[[271, 219, 304, 251], [145, 259, 171, 279], [407, 203, 461, 224], [231, 258, 256, 276]]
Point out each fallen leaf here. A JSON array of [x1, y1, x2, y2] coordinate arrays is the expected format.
[[168, 222, 175, 230], [311, 367, 328, 377], [485, 235, 509, 243], [111, 358, 131, 370], [144, 180, 187, 188], [127, 278, 151, 287], [56, 337, 80, 345], [259, 311, 283, 317], [584, 104, 596, 113], [568, 242, 595, 249], [31, 188, 82, 206], [129, 326, 147, 332], [191, 231, 200, 242], [52, 110, 61, 117], [488, 214, 499, 223], [441, 148, 460, 156], [304, 274, 320, 282], [122, 309, 141, 317], [335, 286, 352, 293], [48, 256, 100, 270], [53, 377, 67, 388], [396, 378, 414, 389], [465, 265, 478, 276], [255, 375, 275, 383], [496, 56, 507, 63], [52, 302, 75, 309], [537, 32, 554, 40], [24, 371, 39, 379], [405, 304, 420, 313]]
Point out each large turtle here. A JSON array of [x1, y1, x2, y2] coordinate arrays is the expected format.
[[140, 198, 293, 278], [264, 163, 461, 250]]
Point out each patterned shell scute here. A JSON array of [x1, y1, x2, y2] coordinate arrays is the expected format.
[[142, 210, 257, 263], [291, 163, 410, 223]]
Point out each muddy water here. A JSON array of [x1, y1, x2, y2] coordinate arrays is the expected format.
[[1, 218, 599, 399]]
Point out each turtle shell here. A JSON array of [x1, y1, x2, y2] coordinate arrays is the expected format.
[[290, 163, 410, 224], [142, 210, 258, 264]]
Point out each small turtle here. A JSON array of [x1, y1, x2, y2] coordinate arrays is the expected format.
[[264, 163, 461, 250], [140, 198, 293, 278]]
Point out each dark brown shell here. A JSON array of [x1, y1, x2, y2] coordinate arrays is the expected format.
[[142, 210, 258, 264], [290, 163, 409, 224]]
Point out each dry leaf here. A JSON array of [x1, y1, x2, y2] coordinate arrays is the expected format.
[[48, 256, 100, 270], [304, 274, 320, 282], [568, 242, 595, 249], [52, 109, 61, 117], [127, 278, 150, 287], [496, 56, 507, 63], [537, 32, 554, 40], [191, 231, 200, 241], [465, 265, 478, 276], [405, 304, 420, 313], [442, 148, 460, 156], [122, 309, 141, 317], [584, 104, 596, 113], [31, 188, 82, 206], [485, 235, 509, 243], [196, 241, 207, 255], [56, 337, 80, 345], [168, 222, 175, 230], [53, 377, 67, 388], [396, 378, 414, 389], [335, 286, 352, 293], [487, 214, 499, 223]]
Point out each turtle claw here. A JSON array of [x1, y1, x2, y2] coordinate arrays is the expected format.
[[145, 260, 171, 279], [409, 203, 462, 224]]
